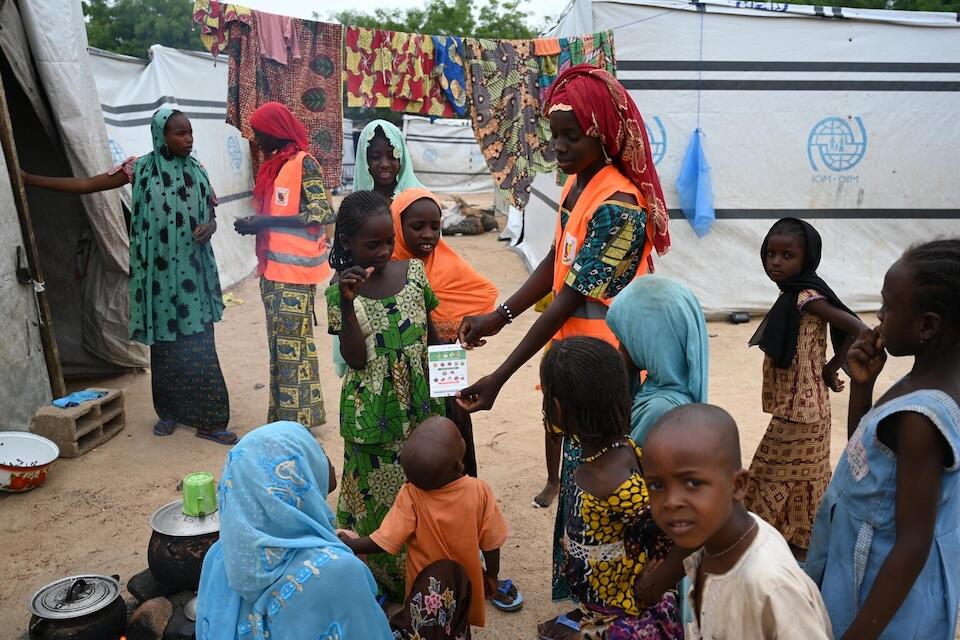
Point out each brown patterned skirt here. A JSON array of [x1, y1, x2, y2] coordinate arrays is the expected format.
[[745, 416, 832, 549]]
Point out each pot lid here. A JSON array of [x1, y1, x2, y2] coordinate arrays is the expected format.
[[150, 499, 219, 536], [29, 575, 120, 620]]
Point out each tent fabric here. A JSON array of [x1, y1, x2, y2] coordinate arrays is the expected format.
[[504, 0, 960, 316], [402, 116, 494, 194], [12, 0, 148, 375]]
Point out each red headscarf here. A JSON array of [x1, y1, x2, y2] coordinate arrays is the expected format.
[[544, 65, 670, 256], [250, 102, 309, 212]]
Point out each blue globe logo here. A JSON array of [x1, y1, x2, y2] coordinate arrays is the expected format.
[[645, 116, 667, 166], [108, 139, 125, 166], [227, 135, 242, 171], [807, 116, 867, 172]]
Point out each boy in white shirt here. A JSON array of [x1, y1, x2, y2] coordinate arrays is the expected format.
[[642, 404, 834, 640]]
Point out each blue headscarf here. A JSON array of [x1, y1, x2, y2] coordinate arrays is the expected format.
[[607, 276, 709, 444], [196, 422, 392, 640], [353, 119, 424, 197]]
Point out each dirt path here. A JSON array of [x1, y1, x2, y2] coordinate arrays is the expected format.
[[1, 206, 910, 638]]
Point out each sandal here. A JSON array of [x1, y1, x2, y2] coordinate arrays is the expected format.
[[196, 430, 238, 445], [537, 613, 580, 639], [490, 579, 523, 612], [153, 419, 177, 436]]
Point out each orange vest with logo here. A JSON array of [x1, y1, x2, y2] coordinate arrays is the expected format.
[[258, 151, 331, 285], [552, 164, 653, 346]]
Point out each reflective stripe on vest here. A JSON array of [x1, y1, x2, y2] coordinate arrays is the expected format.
[[260, 151, 331, 285], [551, 165, 653, 347]]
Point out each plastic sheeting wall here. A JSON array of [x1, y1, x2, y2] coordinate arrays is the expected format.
[[507, 0, 960, 315], [403, 116, 494, 193], [88, 45, 257, 289]]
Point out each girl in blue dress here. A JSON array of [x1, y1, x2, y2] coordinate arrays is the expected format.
[[805, 239, 960, 639]]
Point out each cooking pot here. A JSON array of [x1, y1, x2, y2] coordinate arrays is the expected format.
[[148, 500, 219, 592], [28, 575, 126, 640]]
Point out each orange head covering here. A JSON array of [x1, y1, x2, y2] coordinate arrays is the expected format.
[[391, 188, 498, 340]]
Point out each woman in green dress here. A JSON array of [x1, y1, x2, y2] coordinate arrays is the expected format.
[[23, 109, 236, 444], [325, 190, 444, 601]]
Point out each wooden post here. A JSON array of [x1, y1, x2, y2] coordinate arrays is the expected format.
[[0, 75, 66, 398]]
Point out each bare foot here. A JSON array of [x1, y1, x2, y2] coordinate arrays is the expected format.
[[532, 480, 560, 508]]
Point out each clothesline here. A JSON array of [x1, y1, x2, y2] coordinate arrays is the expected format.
[[192, 1, 616, 208]]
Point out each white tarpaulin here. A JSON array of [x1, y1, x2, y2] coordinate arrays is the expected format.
[[506, 0, 960, 315], [403, 116, 494, 193], [88, 45, 257, 289]]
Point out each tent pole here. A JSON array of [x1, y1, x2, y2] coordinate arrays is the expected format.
[[0, 77, 66, 398]]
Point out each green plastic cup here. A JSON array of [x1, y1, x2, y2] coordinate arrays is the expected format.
[[182, 472, 217, 517]]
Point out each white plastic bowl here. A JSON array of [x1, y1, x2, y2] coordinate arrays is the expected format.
[[0, 431, 59, 492]]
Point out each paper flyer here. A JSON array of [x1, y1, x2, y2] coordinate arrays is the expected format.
[[428, 344, 468, 398]]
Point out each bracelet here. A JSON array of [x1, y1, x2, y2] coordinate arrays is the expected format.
[[496, 303, 514, 324]]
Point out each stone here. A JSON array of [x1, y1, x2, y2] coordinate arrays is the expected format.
[[128, 568, 176, 603], [127, 597, 173, 640]]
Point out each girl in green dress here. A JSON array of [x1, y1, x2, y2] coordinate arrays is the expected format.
[[325, 190, 445, 601]]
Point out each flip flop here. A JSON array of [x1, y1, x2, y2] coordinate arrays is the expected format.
[[537, 613, 579, 640], [153, 419, 177, 436], [490, 579, 523, 612], [195, 430, 238, 445]]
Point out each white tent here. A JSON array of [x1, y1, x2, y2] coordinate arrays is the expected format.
[[505, 0, 960, 315], [402, 115, 494, 193]]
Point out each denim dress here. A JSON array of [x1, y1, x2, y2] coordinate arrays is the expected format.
[[805, 389, 960, 639]]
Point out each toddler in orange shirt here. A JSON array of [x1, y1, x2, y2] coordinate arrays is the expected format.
[[339, 416, 515, 628]]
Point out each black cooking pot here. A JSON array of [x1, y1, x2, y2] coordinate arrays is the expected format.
[[28, 575, 126, 640], [148, 499, 220, 592], [148, 529, 219, 592]]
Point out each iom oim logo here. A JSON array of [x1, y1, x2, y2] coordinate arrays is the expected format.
[[227, 135, 243, 171], [645, 116, 667, 166], [807, 116, 867, 172]]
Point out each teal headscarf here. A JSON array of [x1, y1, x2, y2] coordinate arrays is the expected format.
[[128, 108, 223, 345], [196, 422, 393, 640], [607, 276, 709, 444], [353, 119, 424, 197]]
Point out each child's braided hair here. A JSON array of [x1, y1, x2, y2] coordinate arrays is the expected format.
[[540, 336, 631, 448], [329, 190, 390, 272], [902, 238, 960, 325]]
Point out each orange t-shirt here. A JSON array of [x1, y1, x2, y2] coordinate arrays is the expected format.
[[370, 476, 509, 627]]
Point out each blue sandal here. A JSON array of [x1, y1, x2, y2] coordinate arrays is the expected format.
[[153, 419, 177, 436], [537, 613, 579, 639], [490, 579, 523, 612]]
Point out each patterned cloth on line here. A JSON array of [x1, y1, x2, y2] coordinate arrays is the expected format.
[[260, 280, 325, 428], [226, 18, 343, 188], [345, 27, 455, 118], [151, 323, 230, 432], [537, 31, 617, 105], [192, 1, 252, 57], [464, 38, 556, 210], [432, 35, 468, 117]]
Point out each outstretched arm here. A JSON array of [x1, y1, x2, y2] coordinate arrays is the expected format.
[[337, 533, 386, 556], [21, 170, 127, 194], [804, 299, 868, 392]]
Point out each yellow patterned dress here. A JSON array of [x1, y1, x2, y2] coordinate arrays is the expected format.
[[746, 288, 832, 549], [260, 155, 334, 429], [561, 438, 682, 639]]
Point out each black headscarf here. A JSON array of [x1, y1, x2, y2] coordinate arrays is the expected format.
[[750, 218, 856, 369]]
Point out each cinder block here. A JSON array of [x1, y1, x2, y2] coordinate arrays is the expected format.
[[30, 388, 125, 458]]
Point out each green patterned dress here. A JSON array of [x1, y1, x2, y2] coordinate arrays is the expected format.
[[325, 259, 445, 601]]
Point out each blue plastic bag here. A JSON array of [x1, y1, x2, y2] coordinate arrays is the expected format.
[[675, 128, 715, 237]]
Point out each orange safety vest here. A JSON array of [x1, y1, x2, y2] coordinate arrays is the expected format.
[[552, 164, 654, 346], [258, 151, 331, 285]]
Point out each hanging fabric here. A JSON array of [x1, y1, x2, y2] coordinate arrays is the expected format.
[[432, 35, 468, 117], [255, 11, 301, 65], [192, 1, 252, 57], [464, 38, 555, 210], [226, 17, 343, 188], [344, 27, 454, 118]]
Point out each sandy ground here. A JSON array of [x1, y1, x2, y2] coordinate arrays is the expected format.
[[1, 194, 913, 639]]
